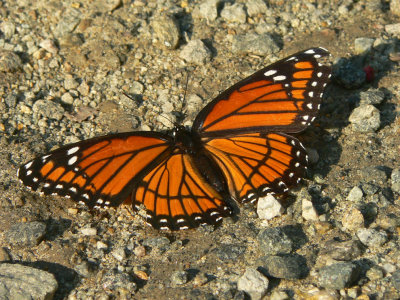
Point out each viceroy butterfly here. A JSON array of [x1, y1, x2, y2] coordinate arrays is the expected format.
[[18, 48, 331, 230]]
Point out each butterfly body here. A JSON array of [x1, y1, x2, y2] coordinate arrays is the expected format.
[[18, 48, 331, 230]]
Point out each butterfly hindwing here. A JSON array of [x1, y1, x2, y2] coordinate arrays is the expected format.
[[204, 132, 308, 203], [193, 47, 331, 137], [132, 152, 232, 230], [18, 132, 173, 208]]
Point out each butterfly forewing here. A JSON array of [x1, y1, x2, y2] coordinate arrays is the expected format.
[[18, 132, 173, 208], [193, 47, 331, 137]]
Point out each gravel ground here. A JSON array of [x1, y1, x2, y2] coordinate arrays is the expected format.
[[1, 0, 400, 299]]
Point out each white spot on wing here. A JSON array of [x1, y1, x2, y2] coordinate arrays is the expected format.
[[25, 161, 33, 169], [264, 69, 277, 76], [56, 184, 63, 189], [33, 177, 38, 182], [274, 75, 286, 81], [26, 170, 32, 176], [67, 146, 80, 155], [309, 91, 314, 97], [305, 49, 315, 54], [312, 81, 317, 87], [307, 103, 313, 109], [68, 156, 78, 165]]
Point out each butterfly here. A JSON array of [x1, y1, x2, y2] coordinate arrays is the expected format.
[[18, 48, 331, 230]]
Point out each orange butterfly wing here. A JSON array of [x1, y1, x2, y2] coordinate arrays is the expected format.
[[193, 47, 331, 137], [18, 132, 173, 208], [132, 152, 232, 230], [204, 133, 307, 203]]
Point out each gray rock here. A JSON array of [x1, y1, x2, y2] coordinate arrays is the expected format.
[[317, 262, 361, 290], [0, 49, 22, 72], [349, 104, 380, 132], [391, 0, 400, 16], [360, 89, 385, 105], [392, 269, 400, 291], [61, 92, 74, 105], [319, 239, 364, 261], [221, 3, 247, 24], [214, 244, 246, 261], [391, 168, 400, 193], [54, 8, 81, 37], [342, 208, 365, 231], [111, 247, 126, 262], [366, 265, 384, 281], [354, 37, 375, 54], [347, 186, 364, 202], [237, 268, 269, 300], [257, 227, 293, 255], [142, 236, 170, 252], [5, 221, 46, 247], [32, 100, 65, 120], [356, 228, 388, 248], [75, 261, 93, 278], [171, 270, 188, 286], [0, 263, 58, 299], [0, 21, 15, 39], [232, 33, 280, 56], [258, 254, 308, 279], [385, 23, 400, 36], [180, 39, 212, 65], [64, 77, 79, 90], [358, 166, 388, 185], [102, 271, 137, 295], [332, 57, 366, 89], [152, 15, 180, 49], [246, 0, 268, 17], [195, 0, 220, 21], [0, 247, 11, 261], [39, 39, 58, 54]]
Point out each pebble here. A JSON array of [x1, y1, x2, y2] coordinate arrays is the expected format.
[[0, 247, 11, 261], [237, 268, 269, 300], [348, 104, 380, 132], [366, 265, 384, 281], [270, 290, 290, 300], [0, 49, 22, 72], [385, 23, 400, 36], [391, 168, 400, 193], [0, 21, 15, 39], [111, 247, 126, 262], [359, 89, 385, 105], [257, 227, 293, 255], [54, 8, 82, 37], [258, 254, 308, 279], [61, 92, 74, 104], [257, 194, 284, 220], [142, 236, 171, 252], [96, 241, 108, 250], [195, 0, 220, 21], [332, 57, 366, 89], [347, 186, 364, 202], [232, 33, 280, 56], [357, 166, 388, 185], [221, 3, 247, 24], [319, 239, 364, 261], [5, 221, 46, 247], [179, 39, 212, 65], [80, 227, 97, 236], [101, 271, 137, 295], [171, 270, 188, 286], [75, 261, 93, 278], [342, 208, 365, 231], [354, 37, 375, 54], [317, 262, 361, 290], [0, 263, 58, 299], [302, 198, 319, 221], [246, 0, 268, 17], [152, 14, 180, 49], [214, 244, 246, 261], [64, 77, 79, 90], [32, 100, 65, 120], [356, 228, 388, 248], [391, 0, 400, 16], [39, 39, 58, 54], [391, 270, 400, 291]]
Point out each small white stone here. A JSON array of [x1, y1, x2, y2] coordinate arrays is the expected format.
[[237, 268, 269, 300], [80, 227, 97, 236], [257, 194, 284, 220], [302, 198, 319, 221]]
